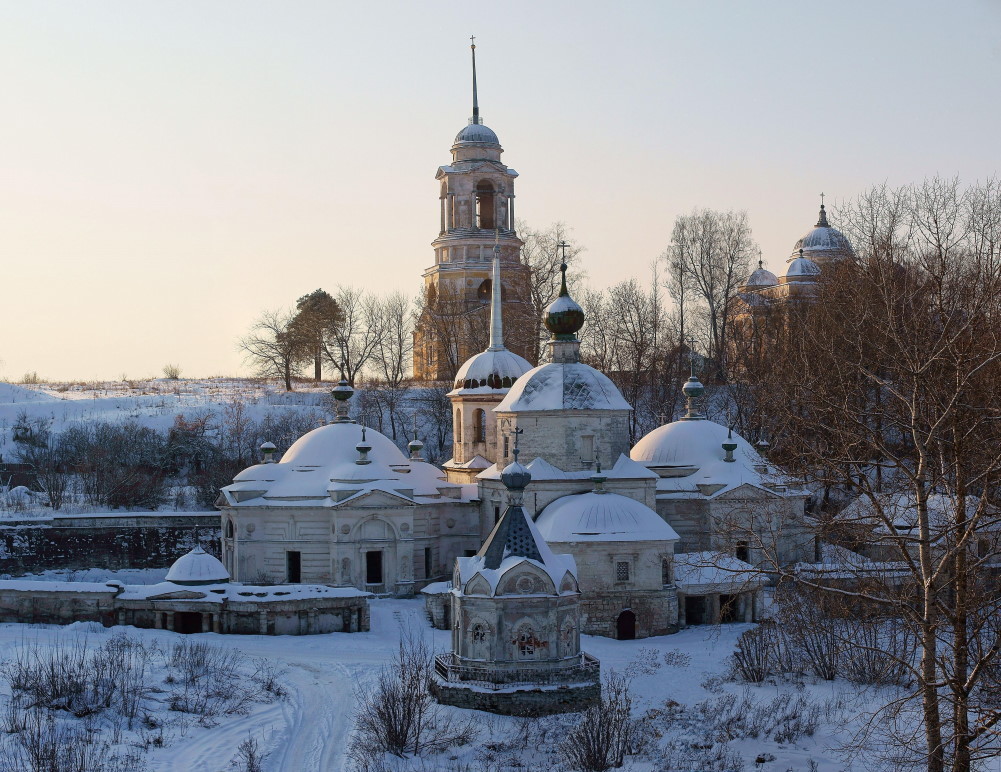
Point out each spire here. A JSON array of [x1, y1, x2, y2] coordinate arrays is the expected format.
[[817, 192, 829, 227], [470, 35, 480, 125], [487, 230, 505, 351]]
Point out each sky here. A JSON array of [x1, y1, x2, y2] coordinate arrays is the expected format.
[[1, 0, 999, 381]]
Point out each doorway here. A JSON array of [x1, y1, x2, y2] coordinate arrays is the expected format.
[[685, 596, 706, 626], [366, 551, 383, 584], [286, 551, 301, 583], [720, 594, 738, 623], [174, 612, 202, 634], [616, 609, 636, 640]]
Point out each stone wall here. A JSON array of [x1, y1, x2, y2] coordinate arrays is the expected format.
[[0, 513, 221, 575], [432, 679, 599, 716]]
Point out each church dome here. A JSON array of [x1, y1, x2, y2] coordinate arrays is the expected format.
[[279, 422, 408, 469], [496, 361, 631, 413], [454, 122, 500, 146], [451, 348, 532, 393], [631, 419, 760, 468], [166, 546, 230, 585], [784, 253, 822, 282], [791, 204, 855, 265], [536, 492, 680, 543], [743, 264, 778, 289]]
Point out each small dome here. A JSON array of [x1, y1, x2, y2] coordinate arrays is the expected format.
[[784, 255, 822, 282], [166, 546, 230, 586], [496, 362, 631, 413], [454, 122, 500, 146], [544, 293, 585, 338], [501, 459, 531, 490], [743, 266, 778, 288], [536, 492, 680, 543], [451, 348, 532, 393], [631, 419, 760, 469]]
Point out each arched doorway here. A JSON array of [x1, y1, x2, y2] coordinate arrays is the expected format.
[[616, 609, 636, 640]]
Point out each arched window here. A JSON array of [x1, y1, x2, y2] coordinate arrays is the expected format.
[[226, 519, 235, 539], [473, 409, 486, 443], [475, 180, 495, 229], [517, 625, 535, 657], [471, 623, 487, 643], [454, 409, 462, 444], [561, 623, 576, 657]]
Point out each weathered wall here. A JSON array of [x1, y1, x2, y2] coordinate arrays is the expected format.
[[0, 513, 220, 575], [432, 679, 599, 716]]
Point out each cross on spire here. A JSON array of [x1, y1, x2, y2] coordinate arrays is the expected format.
[[511, 427, 524, 461], [687, 335, 698, 377], [820, 191, 825, 206]]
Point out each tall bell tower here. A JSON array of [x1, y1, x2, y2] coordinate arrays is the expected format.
[[414, 39, 535, 381]]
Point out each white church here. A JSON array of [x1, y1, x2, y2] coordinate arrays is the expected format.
[[217, 43, 816, 642]]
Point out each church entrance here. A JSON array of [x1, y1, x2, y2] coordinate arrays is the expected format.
[[365, 551, 383, 585], [616, 610, 636, 640], [685, 596, 706, 626], [174, 612, 203, 634]]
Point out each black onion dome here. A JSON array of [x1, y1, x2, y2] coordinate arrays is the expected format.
[[544, 263, 585, 340]]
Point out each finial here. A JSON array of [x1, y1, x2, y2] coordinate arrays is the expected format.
[[331, 365, 355, 423], [817, 193, 829, 227], [799, 248, 805, 258], [681, 338, 705, 421], [757, 247, 763, 271], [591, 453, 607, 493], [260, 441, 276, 464], [408, 413, 424, 459], [470, 35, 480, 125], [557, 241, 570, 296], [511, 427, 523, 462], [355, 425, 372, 465]]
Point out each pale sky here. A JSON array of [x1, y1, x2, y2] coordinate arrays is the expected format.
[[1, 1, 998, 381]]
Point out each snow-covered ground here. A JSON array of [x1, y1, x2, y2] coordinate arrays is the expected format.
[[0, 598, 866, 771]]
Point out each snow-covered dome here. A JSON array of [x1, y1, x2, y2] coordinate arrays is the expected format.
[[454, 122, 500, 146], [743, 264, 778, 289], [496, 362, 631, 413], [280, 422, 408, 469], [536, 492, 680, 543], [631, 419, 760, 469], [784, 254, 822, 282], [790, 204, 854, 265], [451, 348, 532, 394], [166, 546, 230, 585]]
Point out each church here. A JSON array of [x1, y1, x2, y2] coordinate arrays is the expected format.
[[218, 43, 817, 642]]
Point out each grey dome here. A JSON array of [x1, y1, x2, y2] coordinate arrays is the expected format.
[[744, 266, 778, 288], [785, 255, 822, 281], [790, 205, 855, 265], [454, 122, 500, 145]]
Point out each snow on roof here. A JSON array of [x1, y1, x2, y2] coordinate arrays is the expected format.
[[478, 454, 657, 482], [165, 546, 230, 585], [674, 552, 764, 593], [536, 491, 679, 543], [420, 581, 452, 595], [450, 348, 532, 395], [495, 362, 631, 413], [118, 581, 371, 603], [0, 580, 120, 594], [839, 492, 992, 535]]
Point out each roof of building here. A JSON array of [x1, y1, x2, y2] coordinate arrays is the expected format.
[[743, 264, 779, 288], [784, 254, 822, 280], [454, 122, 500, 146], [496, 361, 631, 413], [674, 551, 765, 593], [536, 491, 680, 543], [165, 546, 230, 585], [450, 347, 533, 395], [790, 204, 855, 263]]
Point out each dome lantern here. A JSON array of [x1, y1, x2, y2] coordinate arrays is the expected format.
[[260, 441, 276, 464]]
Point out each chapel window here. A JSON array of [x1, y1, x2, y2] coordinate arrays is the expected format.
[[454, 409, 462, 444], [518, 626, 535, 657], [471, 624, 487, 643], [473, 409, 486, 443], [616, 561, 630, 582], [226, 519, 235, 539], [475, 180, 495, 230]]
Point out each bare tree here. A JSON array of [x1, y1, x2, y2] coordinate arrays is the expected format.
[[668, 209, 755, 381], [240, 309, 308, 392], [326, 287, 381, 386], [757, 177, 1001, 772], [369, 292, 415, 440]]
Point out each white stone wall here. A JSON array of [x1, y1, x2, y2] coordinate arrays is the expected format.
[[494, 410, 631, 472]]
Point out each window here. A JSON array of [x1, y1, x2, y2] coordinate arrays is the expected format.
[[662, 559, 673, 586], [473, 409, 486, 443], [475, 180, 495, 229], [471, 624, 487, 643], [286, 551, 301, 583], [581, 435, 594, 465], [518, 626, 535, 657], [616, 561, 630, 581], [503, 435, 509, 459], [424, 547, 433, 579], [494, 505, 501, 524], [736, 541, 750, 563], [454, 409, 462, 444], [226, 519, 235, 538]]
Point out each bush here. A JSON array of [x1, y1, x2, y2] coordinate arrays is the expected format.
[[559, 672, 644, 772], [163, 364, 182, 380], [730, 626, 773, 684]]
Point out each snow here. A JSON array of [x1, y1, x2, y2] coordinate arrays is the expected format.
[[0, 598, 865, 770], [117, 581, 370, 602], [495, 361, 631, 412], [478, 453, 658, 482], [165, 546, 230, 584], [0, 579, 120, 593], [536, 491, 680, 543], [674, 551, 765, 593], [449, 348, 532, 394]]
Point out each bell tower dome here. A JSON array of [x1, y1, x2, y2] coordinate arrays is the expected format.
[[414, 39, 535, 382]]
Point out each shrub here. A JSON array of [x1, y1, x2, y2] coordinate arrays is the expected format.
[[163, 364, 182, 380], [559, 672, 642, 772]]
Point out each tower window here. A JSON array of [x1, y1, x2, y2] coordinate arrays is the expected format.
[[475, 180, 495, 229], [473, 409, 486, 443], [454, 409, 462, 444]]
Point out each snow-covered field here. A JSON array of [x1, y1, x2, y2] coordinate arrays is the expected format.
[[0, 597, 867, 772]]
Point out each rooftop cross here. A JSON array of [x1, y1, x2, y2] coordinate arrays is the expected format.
[[820, 192, 825, 206]]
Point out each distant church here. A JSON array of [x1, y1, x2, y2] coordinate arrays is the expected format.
[[413, 40, 535, 381]]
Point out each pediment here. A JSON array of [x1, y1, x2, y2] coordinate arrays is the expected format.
[[716, 483, 779, 501], [332, 489, 414, 508]]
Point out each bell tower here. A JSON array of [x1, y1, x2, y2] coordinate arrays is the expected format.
[[414, 39, 535, 381]]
